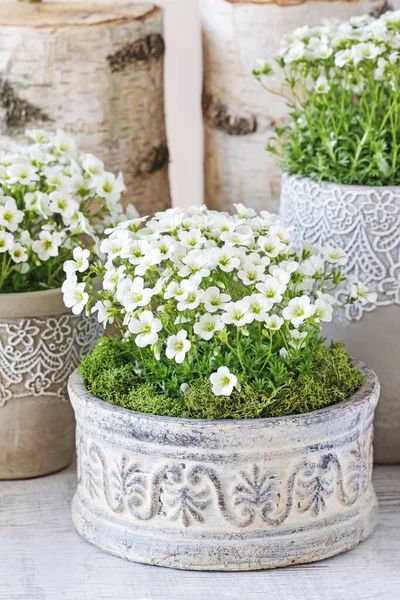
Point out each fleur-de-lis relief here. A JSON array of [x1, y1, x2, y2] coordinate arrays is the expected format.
[[163, 466, 210, 527], [232, 465, 278, 521], [76, 439, 373, 528], [296, 456, 335, 516], [85, 459, 101, 500], [110, 455, 146, 510]]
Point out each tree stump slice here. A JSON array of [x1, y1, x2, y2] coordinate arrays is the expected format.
[[0, 3, 171, 216], [201, 0, 394, 214]]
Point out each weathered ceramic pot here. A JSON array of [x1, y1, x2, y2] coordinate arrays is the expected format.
[[69, 363, 379, 571], [280, 174, 400, 464], [0, 288, 102, 479]]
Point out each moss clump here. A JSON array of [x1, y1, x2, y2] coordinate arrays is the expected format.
[[79, 339, 364, 420]]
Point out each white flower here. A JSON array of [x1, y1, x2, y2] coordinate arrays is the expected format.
[[202, 286, 231, 313], [210, 366, 238, 396], [289, 329, 308, 349], [120, 239, 149, 264], [92, 300, 114, 327], [31, 230, 63, 261], [63, 247, 90, 274], [269, 266, 291, 285], [246, 252, 271, 269], [26, 129, 52, 144], [178, 228, 206, 249], [24, 191, 52, 218], [284, 41, 305, 64], [179, 250, 210, 279], [222, 300, 252, 327], [103, 265, 126, 291], [177, 287, 204, 312], [154, 235, 177, 260], [128, 311, 162, 347], [7, 163, 39, 185], [351, 42, 383, 65], [0, 199, 24, 232], [116, 277, 153, 311], [215, 246, 241, 272], [282, 296, 315, 327], [350, 282, 377, 305], [194, 313, 224, 340], [279, 347, 289, 360], [9, 242, 28, 264], [220, 226, 253, 247], [334, 48, 353, 67], [233, 203, 256, 219], [258, 234, 286, 257], [96, 172, 125, 207], [279, 260, 299, 274], [314, 76, 330, 94], [313, 298, 333, 322], [49, 191, 79, 220], [265, 314, 284, 330], [52, 130, 77, 156], [324, 246, 347, 265], [256, 276, 285, 304], [166, 330, 191, 363], [300, 255, 325, 277], [245, 294, 272, 322], [164, 279, 196, 301], [100, 237, 126, 260], [0, 230, 14, 253], [135, 248, 162, 276], [237, 262, 265, 286], [62, 279, 89, 315], [81, 153, 105, 178]]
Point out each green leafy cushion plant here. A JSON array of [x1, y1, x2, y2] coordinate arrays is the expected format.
[[254, 11, 400, 186], [79, 336, 363, 419], [0, 129, 128, 294], [68, 204, 372, 420]]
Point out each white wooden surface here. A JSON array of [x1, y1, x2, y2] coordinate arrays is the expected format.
[[0, 465, 398, 600]]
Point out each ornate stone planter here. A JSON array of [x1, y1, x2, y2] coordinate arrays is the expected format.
[[69, 364, 379, 571], [280, 174, 400, 464], [0, 288, 102, 479]]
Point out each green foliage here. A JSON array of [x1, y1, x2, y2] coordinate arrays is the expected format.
[[254, 14, 400, 186], [79, 337, 364, 420]]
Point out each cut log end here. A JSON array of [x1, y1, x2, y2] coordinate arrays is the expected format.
[[0, 3, 160, 28]]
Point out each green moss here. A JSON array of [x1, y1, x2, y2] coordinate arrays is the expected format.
[[79, 338, 364, 420]]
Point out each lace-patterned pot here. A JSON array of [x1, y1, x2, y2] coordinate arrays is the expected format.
[[69, 364, 379, 571], [280, 174, 400, 464], [0, 288, 102, 479]]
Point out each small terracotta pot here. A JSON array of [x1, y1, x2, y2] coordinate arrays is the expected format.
[[0, 288, 102, 479], [69, 363, 379, 571]]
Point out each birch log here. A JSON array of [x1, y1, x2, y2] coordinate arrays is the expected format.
[[0, 3, 171, 215], [201, 0, 394, 214]]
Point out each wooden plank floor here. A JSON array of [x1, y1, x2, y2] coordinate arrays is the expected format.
[[0, 464, 398, 600]]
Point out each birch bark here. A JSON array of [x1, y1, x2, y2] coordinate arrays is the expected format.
[[201, 0, 393, 213], [0, 3, 171, 215]]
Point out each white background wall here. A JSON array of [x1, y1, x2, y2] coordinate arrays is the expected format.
[[160, 0, 203, 207], [1, 0, 204, 207]]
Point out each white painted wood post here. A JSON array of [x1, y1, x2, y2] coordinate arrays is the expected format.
[[0, 3, 171, 215], [201, 0, 392, 214]]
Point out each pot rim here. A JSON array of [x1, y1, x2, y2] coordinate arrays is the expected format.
[[283, 172, 400, 192], [0, 285, 62, 301], [69, 360, 379, 428]]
